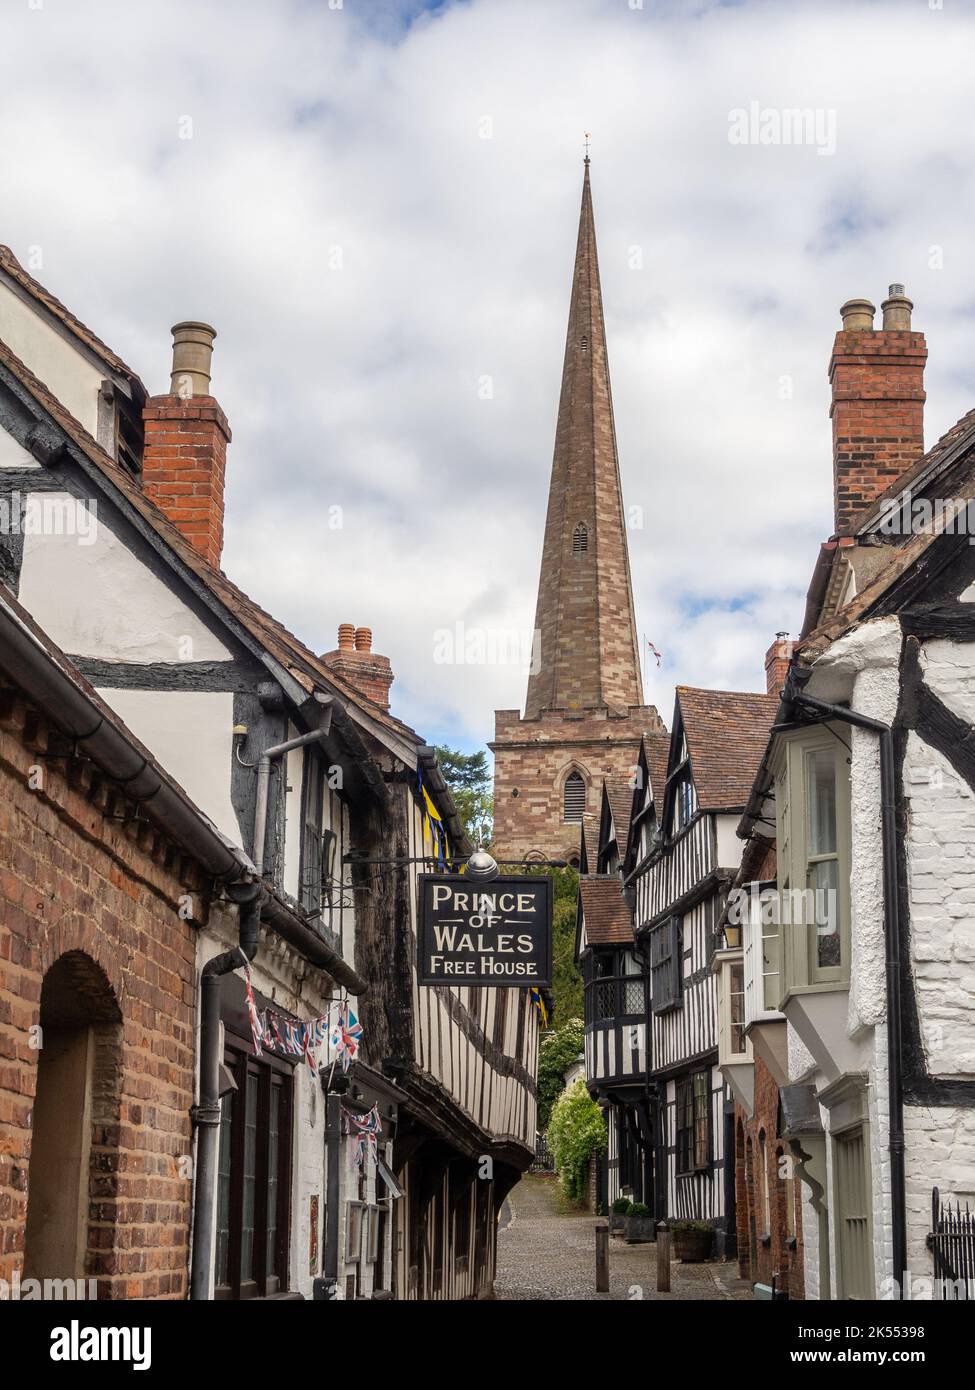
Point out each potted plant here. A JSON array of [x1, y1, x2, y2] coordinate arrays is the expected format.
[[624, 1202, 655, 1244], [672, 1219, 712, 1262], [610, 1197, 630, 1236]]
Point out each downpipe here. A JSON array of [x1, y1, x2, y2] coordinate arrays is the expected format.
[[787, 684, 907, 1290], [190, 880, 264, 1301]]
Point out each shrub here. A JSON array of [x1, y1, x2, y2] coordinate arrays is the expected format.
[[627, 1202, 650, 1218], [671, 1219, 711, 1233], [536, 1017, 585, 1130], [547, 1077, 607, 1205], [611, 1197, 630, 1214]]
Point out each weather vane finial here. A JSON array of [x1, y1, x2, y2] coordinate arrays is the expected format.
[[584, 131, 591, 163]]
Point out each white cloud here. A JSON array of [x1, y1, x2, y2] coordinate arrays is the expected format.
[[2, 0, 975, 749]]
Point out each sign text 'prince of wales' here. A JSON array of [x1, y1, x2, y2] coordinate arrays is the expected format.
[[417, 875, 552, 987]]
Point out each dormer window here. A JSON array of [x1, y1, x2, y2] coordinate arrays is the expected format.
[[563, 770, 586, 822], [572, 524, 589, 554]]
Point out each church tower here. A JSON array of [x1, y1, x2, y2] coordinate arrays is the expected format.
[[491, 160, 665, 864]]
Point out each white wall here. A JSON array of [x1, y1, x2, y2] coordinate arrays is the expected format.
[[99, 687, 240, 845], [18, 497, 232, 662], [0, 278, 105, 436]]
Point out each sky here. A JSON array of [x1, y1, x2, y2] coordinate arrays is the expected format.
[[3, 0, 975, 752]]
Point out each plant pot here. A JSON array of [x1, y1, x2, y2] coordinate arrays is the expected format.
[[673, 1227, 712, 1262], [624, 1215, 655, 1244], [609, 1211, 627, 1236]]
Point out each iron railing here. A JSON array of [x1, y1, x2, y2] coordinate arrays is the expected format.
[[928, 1187, 975, 1299]]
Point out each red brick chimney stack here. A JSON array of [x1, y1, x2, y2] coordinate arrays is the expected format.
[[322, 623, 394, 711], [829, 286, 926, 535], [765, 631, 795, 698], [141, 322, 231, 570]]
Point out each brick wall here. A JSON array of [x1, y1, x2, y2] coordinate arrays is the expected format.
[[491, 705, 664, 862], [734, 1055, 804, 1300], [829, 323, 926, 535], [0, 691, 199, 1299], [142, 394, 231, 569]]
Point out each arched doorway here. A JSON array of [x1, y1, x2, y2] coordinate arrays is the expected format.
[[23, 951, 123, 1286]]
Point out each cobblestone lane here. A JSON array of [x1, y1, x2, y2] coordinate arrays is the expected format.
[[495, 1175, 754, 1301]]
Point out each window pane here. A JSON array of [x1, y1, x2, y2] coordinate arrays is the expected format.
[[807, 750, 837, 856], [266, 1083, 281, 1276], [809, 856, 841, 968], [241, 1071, 259, 1283], [622, 980, 644, 1014], [729, 962, 745, 1053], [215, 1087, 234, 1287]]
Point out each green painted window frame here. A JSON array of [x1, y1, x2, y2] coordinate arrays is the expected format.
[[771, 724, 852, 1003]]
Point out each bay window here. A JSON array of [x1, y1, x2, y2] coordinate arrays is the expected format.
[[772, 725, 852, 1000]]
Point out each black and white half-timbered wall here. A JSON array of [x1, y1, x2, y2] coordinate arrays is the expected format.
[[0, 245, 538, 1299], [628, 691, 776, 1254], [737, 288, 975, 1301]]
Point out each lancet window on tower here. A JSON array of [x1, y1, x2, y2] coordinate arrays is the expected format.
[[563, 770, 587, 822], [572, 523, 589, 554]]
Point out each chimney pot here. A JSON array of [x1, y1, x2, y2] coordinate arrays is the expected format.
[[881, 284, 913, 331], [839, 298, 876, 332], [170, 321, 217, 398], [337, 623, 356, 651], [354, 626, 373, 653]]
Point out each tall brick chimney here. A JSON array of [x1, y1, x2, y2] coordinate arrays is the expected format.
[[765, 631, 794, 698], [142, 322, 231, 569], [829, 286, 926, 535], [322, 624, 394, 711]]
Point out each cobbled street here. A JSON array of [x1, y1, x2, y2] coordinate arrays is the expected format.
[[495, 1175, 754, 1302]]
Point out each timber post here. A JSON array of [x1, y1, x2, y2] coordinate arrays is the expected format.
[[656, 1222, 671, 1293], [595, 1220, 609, 1292]]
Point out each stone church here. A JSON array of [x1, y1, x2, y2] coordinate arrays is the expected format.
[[491, 161, 665, 865]]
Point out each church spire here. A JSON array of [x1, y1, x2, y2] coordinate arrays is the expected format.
[[524, 160, 644, 719]]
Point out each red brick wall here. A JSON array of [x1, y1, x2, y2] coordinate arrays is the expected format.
[[142, 394, 231, 570], [829, 328, 926, 535], [734, 1055, 804, 1300], [0, 694, 199, 1299]]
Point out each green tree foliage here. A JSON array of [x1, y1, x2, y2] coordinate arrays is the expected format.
[[434, 746, 493, 847], [536, 1017, 585, 1130], [548, 1077, 606, 1205]]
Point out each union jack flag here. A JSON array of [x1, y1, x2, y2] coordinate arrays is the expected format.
[[332, 1005, 364, 1073]]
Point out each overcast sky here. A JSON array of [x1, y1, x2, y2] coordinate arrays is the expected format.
[[3, 0, 975, 752]]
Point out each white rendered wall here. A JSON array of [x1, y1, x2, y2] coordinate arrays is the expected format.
[[98, 687, 239, 846], [18, 497, 232, 662], [0, 278, 104, 436]]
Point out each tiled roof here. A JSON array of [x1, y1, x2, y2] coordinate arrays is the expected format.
[[0, 243, 146, 394], [677, 687, 779, 811], [579, 875, 634, 945], [604, 777, 634, 850], [643, 732, 670, 806], [579, 813, 600, 873]]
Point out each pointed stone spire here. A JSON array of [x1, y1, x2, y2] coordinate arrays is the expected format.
[[524, 159, 644, 719]]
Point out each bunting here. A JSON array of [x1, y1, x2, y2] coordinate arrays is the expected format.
[[343, 1103, 382, 1167], [240, 984, 363, 1075]]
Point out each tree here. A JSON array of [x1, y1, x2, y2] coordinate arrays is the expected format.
[[434, 746, 493, 847], [548, 1077, 606, 1205], [537, 1016, 585, 1130]]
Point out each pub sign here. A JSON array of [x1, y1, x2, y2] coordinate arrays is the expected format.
[[417, 874, 553, 988]]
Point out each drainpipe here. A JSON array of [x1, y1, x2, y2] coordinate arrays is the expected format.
[[787, 684, 906, 1290], [190, 880, 264, 1301], [253, 720, 332, 876], [323, 1091, 342, 1297]]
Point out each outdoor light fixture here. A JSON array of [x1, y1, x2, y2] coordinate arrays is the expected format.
[[465, 847, 499, 882]]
